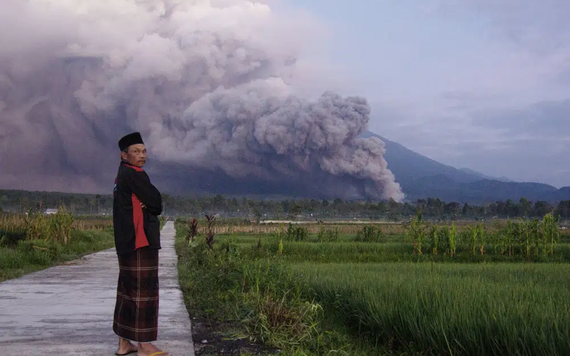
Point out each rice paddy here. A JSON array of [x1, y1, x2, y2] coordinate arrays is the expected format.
[[176, 216, 570, 355]]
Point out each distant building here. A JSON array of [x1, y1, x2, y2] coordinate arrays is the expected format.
[[44, 208, 58, 215]]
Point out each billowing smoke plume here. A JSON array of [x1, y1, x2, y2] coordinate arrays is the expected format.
[[0, 0, 404, 201]]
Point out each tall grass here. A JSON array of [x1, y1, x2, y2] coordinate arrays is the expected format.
[[355, 225, 383, 242], [174, 222, 377, 356], [291, 262, 570, 356], [1, 209, 75, 245], [0, 229, 114, 282], [0, 212, 114, 281]]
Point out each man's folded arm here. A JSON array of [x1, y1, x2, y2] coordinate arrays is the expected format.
[[129, 170, 163, 215]]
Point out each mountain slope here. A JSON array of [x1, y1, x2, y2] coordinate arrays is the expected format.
[[458, 167, 512, 183], [361, 132, 482, 184], [404, 175, 560, 202], [560, 187, 570, 200], [363, 132, 568, 203]]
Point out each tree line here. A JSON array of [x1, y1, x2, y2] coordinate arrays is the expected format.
[[1, 189, 570, 221]]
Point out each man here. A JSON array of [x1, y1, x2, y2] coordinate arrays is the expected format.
[[112, 132, 169, 356]]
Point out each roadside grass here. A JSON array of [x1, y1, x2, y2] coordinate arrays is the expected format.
[[0, 228, 114, 282], [175, 223, 385, 356]]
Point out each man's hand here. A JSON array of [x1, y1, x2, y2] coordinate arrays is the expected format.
[[141, 202, 146, 209]]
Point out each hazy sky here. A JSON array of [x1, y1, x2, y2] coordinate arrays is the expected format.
[[284, 0, 570, 188]]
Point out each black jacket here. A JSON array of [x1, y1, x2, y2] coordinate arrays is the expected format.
[[113, 161, 162, 255]]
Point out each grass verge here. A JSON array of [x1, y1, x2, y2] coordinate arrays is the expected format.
[[0, 228, 114, 282], [175, 223, 385, 356]]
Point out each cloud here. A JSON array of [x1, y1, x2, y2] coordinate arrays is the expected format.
[[429, 98, 570, 187], [438, 0, 570, 46], [0, 0, 403, 200], [473, 99, 570, 137], [437, 0, 570, 84], [331, 0, 570, 190]]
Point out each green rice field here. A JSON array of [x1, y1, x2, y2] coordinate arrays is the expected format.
[[176, 217, 570, 356], [291, 262, 570, 356]]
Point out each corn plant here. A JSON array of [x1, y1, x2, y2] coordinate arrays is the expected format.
[[505, 219, 515, 256], [449, 223, 457, 257], [426, 224, 439, 255], [468, 224, 479, 255], [24, 209, 45, 240], [407, 210, 427, 255], [542, 213, 560, 256], [277, 224, 284, 256], [355, 225, 382, 243], [285, 223, 308, 242], [318, 227, 339, 242], [0, 215, 27, 247], [49, 207, 73, 244], [186, 218, 198, 243], [477, 224, 486, 255], [491, 228, 501, 255], [523, 219, 539, 258], [22, 206, 73, 244], [531, 221, 543, 256], [205, 214, 216, 250]]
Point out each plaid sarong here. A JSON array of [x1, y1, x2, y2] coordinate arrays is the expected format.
[[113, 247, 159, 342]]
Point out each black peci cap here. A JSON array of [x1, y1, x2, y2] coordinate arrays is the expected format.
[[118, 132, 144, 151]]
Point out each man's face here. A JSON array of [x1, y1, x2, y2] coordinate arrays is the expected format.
[[121, 144, 147, 167]]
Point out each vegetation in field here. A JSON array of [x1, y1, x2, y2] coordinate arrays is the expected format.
[[175, 213, 570, 356], [407, 211, 562, 258], [285, 223, 309, 242], [317, 226, 339, 242], [291, 263, 570, 356], [0, 212, 114, 282], [174, 220, 380, 356], [1, 209, 74, 246], [355, 225, 383, 242], [1, 211, 112, 246], [0, 228, 114, 282]]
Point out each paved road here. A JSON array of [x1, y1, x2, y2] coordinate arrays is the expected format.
[[0, 221, 195, 356]]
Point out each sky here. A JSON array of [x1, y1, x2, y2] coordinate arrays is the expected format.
[[0, 0, 567, 197], [283, 0, 570, 188], [0, 0, 404, 199]]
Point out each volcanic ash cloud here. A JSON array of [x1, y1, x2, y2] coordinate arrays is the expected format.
[[0, 0, 403, 201]]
